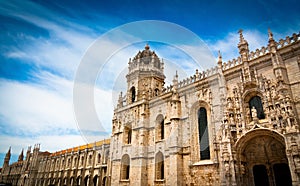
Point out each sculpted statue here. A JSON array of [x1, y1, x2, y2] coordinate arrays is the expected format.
[[251, 106, 257, 118]]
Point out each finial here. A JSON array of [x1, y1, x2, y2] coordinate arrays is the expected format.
[[238, 29, 244, 42], [218, 50, 222, 59], [173, 70, 178, 88], [218, 50, 222, 65], [145, 43, 150, 50], [18, 149, 24, 161], [268, 28, 274, 40]]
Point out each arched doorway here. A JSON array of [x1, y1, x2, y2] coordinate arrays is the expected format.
[[84, 176, 89, 186], [102, 176, 107, 186], [93, 175, 98, 186], [253, 164, 269, 186], [236, 129, 292, 186]]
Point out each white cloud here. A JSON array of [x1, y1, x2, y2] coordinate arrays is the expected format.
[[208, 29, 269, 62], [0, 78, 75, 133], [0, 76, 112, 156], [0, 135, 86, 155]]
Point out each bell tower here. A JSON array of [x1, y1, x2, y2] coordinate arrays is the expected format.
[[111, 44, 166, 185], [126, 44, 165, 103]]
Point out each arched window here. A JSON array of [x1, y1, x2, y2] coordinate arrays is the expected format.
[[93, 175, 98, 186], [76, 176, 81, 186], [97, 153, 101, 164], [121, 154, 130, 180], [70, 177, 74, 186], [84, 176, 89, 186], [131, 87, 136, 103], [249, 96, 265, 120], [160, 119, 164, 140], [88, 154, 92, 165], [68, 158, 71, 167], [128, 129, 132, 144], [198, 107, 210, 160], [74, 157, 77, 167], [81, 156, 84, 166], [155, 152, 164, 180], [56, 159, 60, 169], [63, 177, 67, 185], [105, 150, 109, 164], [156, 115, 164, 141], [61, 159, 64, 169], [124, 127, 132, 144], [154, 88, 159, 96]]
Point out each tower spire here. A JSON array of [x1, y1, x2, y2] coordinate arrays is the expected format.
[[268, 28, 274, 40], [238, 29, 245, 43], [218, 50, 223, 67], [3, 147, 11, 168], [18, 148, 24, 162], [237, 29, 249, 62], [268, 28, 277, 53]]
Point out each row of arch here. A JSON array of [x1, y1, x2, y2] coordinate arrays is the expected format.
[[129, 86, 160, 103], [35, 175, 108, 186], [120, 152, 165, 181], [41, 151, 109, 172]]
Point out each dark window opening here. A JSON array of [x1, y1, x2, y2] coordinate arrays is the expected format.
[[127, 129, 132, 144], [131, 87, 135, 103], [198, 107, 210, 160], [249, 96, 265, 120], [93, 176, 98, 186], [160, 119, 164, 140], [160, 162, 164, 179], [273, 163, 292, 186], [125, 165, 130, 179], [253, 164, 269, 186], [84, 176, 88, 186], [97, 153, 101, 163]]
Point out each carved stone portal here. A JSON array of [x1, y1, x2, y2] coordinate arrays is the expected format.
[[236, 130, 292, 186]]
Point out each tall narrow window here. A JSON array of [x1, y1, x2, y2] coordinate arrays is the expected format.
[[61, 159, 64, 169], [127, 129, 132, 144], [74, 157, 77, 167], [131, 87, 136, 103], [156, 115, 164, 141], [121, 154, 130, 180], [68, 158, 71, 167], [124, 127, 132, 144], [249, 96, 265, 120], [155, 152, 164, 180], [97, 153, 101, 164], [81, 156, 84, 166], [88, 154, 92, 165], [160, 119, 164, 140], [198, 107, 210, 160]]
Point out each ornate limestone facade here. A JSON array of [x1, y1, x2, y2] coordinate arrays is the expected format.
[[1, 30, 300, 186]]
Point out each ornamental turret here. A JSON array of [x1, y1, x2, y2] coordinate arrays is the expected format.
[[126, 44, 165, 103]]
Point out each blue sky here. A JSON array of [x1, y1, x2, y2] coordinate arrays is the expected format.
[[0, 0, 299, 166]]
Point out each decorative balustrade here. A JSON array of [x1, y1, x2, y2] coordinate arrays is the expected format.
[[277, 32, 300, 49]]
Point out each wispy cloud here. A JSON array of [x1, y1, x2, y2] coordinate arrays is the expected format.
[[0, 0, 299, 167], [207, 29, 269, 62]]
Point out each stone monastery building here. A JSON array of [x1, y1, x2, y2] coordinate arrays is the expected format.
[[1, 30, 300, 186]]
